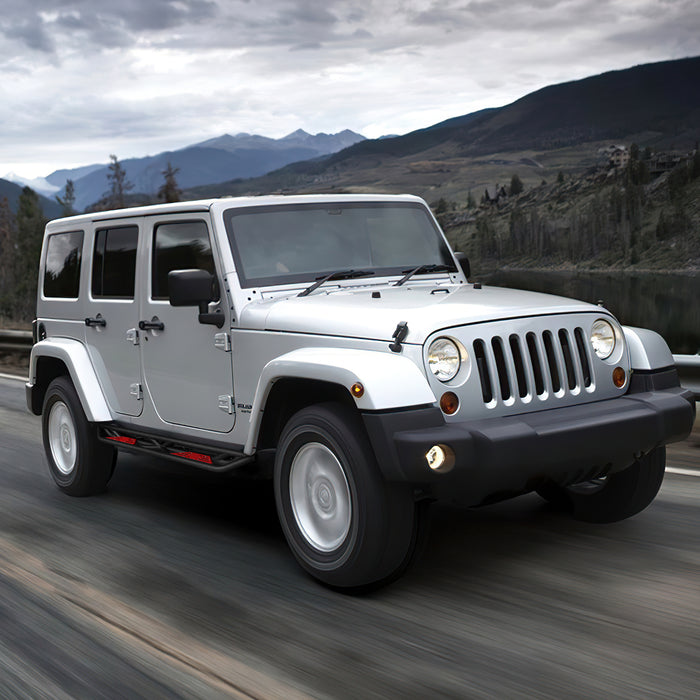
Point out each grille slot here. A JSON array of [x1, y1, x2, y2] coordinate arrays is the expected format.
[[473, 339, 493, 403], [474, 325, 592, 407], [491, 337, 511, 400]]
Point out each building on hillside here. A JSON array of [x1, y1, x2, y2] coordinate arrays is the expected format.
[[648, 152, 685, 177]]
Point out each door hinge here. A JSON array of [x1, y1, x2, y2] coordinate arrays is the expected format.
[[129, 383, 143, 400], [214, 332, 231, 352], [218, 395, 235, 414], [126, 328, 140, 345]]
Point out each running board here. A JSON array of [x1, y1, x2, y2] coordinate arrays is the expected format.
[[99, 426, 254, 472]]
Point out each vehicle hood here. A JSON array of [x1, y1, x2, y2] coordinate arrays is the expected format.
[[238, 283, 603, 345]]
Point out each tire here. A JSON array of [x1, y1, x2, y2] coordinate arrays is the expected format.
[[42, 376, 116, 496], [537, 447, 666, 523], [274, 402, 426, 590]]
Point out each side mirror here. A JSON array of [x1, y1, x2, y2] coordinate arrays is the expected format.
[[168, 269, 224, 328], [454, 252, 470, 280], [169, 269, 215, 306]]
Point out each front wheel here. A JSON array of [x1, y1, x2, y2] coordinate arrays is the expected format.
[[274, 403, 426, 590], [42, 376, 116, 496], [537, 447, 666, 523]]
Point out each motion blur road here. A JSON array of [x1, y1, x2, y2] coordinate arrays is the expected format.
[[0, 375, 698, 698]]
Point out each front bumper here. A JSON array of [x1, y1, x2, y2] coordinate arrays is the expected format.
[[362, 370, 695, 507]]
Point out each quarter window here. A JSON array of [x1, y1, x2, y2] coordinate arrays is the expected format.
[[43, 231, 83, 298], [152, 220, 217, 300], [92, 226, 138, 298]]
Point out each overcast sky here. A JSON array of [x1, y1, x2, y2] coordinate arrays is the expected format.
[[2, 0, 699, 178]]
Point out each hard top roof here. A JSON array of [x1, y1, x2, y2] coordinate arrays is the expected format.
[[45, 193, 426, 231]]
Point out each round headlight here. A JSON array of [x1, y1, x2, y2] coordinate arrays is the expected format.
[[591, 319, 616, 360], [428, 338, 461, 381]]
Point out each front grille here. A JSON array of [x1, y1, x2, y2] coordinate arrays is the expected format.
[[474, 326, 593, 407]]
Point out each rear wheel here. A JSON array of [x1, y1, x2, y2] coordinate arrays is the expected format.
[[274, 402, 426, 590], [42, 376, 116, 496], [537, 447, 666, 523]]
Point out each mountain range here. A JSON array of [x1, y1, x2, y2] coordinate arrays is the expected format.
[[2, 55, 699, 215], [2, 129, 365, 212], [191, 55, 699, 204]]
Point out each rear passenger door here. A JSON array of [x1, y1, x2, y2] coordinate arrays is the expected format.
[[84, 219, 143, 417], [139, 214, 235, 433]]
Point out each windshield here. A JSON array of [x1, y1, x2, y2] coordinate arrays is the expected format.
[[223, 201, 455, 288]]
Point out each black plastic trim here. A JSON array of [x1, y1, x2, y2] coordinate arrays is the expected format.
[[362, 378, 695, 507]]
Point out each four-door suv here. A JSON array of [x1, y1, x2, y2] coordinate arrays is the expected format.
[[27, 194, 695, 589]]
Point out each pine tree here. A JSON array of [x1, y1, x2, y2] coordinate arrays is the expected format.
[[104, 154, 133, 209], [0, 197, 17, 316], [509, 173, 524, 196], [56, 179, 77, 216], [158, 162, 182, 203], [14, 187, 46, 320]]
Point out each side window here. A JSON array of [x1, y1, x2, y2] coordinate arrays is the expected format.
[[43, 231, 84, 298], [92, 226, 138, 298], [152, 220, 217, 300]]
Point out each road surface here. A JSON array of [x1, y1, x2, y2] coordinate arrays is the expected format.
[[0, 375, 698, 698]]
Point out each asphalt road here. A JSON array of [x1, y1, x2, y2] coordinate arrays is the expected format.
[[0, 375, 698, 699]]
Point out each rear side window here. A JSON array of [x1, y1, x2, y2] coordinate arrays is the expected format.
[[43, 231, 84, 298], [92, 226, 138, 298], [152, 220, 217, 300]]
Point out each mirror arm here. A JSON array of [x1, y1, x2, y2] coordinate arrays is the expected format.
[[197, 302, 225, 328]]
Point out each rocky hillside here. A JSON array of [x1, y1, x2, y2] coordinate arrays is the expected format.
[[441, 149, 700, 272]]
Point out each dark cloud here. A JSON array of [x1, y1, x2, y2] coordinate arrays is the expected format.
[[1, 18, 55, 53], [2, 0, 700, 176], [1, 0, 219, 53], [290, 42, 324, 51]]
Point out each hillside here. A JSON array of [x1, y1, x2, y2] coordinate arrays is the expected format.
[[0, 178, 63, 219], [441, 150, 700, 273], [186, 56, 700, 206]]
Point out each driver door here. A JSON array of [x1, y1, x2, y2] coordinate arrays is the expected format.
[[139, 214, 235, 433]]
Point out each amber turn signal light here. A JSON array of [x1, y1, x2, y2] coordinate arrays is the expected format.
[[613, 367, 627, 388], [350, 382, 365, 398], [440, 391, 459, 415]]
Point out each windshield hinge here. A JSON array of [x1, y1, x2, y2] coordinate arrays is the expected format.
[[389, 321, 408, 353], [214, 332, 231, 352]]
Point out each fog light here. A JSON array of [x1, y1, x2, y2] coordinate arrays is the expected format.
[[612, 367, 627, 388], [426, 444, 455, 473], [440, 391, 459, 415]]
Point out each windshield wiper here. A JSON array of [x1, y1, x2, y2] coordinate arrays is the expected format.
[[298, 269, 375, 297], [393, 263, 455, 287]]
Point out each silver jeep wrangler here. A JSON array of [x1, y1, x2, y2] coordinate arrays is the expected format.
[[27, 194, 695, 588]]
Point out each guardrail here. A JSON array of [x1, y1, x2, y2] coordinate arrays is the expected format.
[[0, 329, 32, 353], [1, 330, 699, 398], [673, 354, 700, 399]]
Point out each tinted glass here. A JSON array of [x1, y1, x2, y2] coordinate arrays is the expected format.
[[92, 226, 138, 298], [43, 231, 83, 298], [152, 220, 217, 300], [223, 202, 454, 288]]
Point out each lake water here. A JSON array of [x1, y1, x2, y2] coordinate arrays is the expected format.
[[480, 270, 700, 355]]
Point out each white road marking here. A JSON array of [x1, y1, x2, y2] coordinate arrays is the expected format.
[[666, 467, 700, 477]]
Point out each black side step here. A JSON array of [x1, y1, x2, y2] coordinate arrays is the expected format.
[[98, 426, 254, 473]]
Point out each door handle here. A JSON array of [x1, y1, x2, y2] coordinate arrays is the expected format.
[[85, 316, 107, 327], [138, 318, 165, 331]]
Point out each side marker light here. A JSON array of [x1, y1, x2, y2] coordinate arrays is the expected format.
[[350, 382, 365, 399]]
